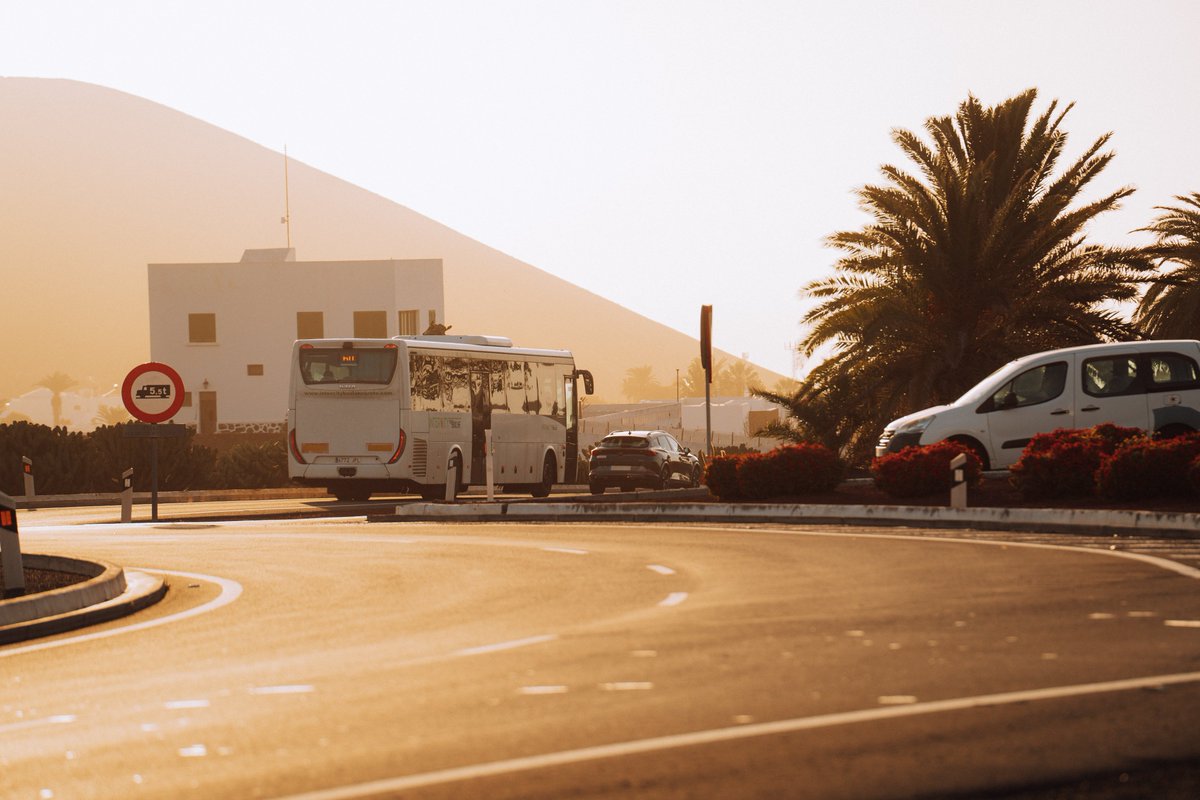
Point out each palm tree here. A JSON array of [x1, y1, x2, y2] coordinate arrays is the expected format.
[[1134, 192, 1200, 338], [799, 89, 1152, 462], [716, 360, 762, 397], [36, 371, 78, 427], [621, 365, 668, 402], [93, 404, 133, 427]]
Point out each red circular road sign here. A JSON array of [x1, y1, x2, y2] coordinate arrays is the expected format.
[[122, 362, 185, 424]]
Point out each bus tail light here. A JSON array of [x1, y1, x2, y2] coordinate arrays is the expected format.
[[289, 428, 306, 465], [388, 430, 407, 464]]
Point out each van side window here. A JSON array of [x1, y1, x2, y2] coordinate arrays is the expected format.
[[987, 362, 1067, 411], [1083, 356, 1141, 397], [1147, 352, 1200, 391]]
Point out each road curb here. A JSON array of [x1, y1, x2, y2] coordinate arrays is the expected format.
[[0, 557, 168, 645], [378, 501, 1200, 537]]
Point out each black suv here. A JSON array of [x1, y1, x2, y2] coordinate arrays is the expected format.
[[587, 430, 702, 494]]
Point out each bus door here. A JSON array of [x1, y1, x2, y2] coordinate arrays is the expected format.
[[564, 374, 578, 482], [469, 369, 490, 481]]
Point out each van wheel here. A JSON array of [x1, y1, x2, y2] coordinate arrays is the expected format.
[[949, 437, 990, 471], [530, 454, 555, 497]]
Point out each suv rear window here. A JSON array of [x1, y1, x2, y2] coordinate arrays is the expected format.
[[601, 436, 650, 448]]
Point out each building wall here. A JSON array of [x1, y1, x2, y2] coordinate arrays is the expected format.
[[148, 254, 444, 430]]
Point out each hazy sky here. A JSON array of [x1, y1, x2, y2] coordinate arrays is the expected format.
[[4, 0, 1199, 379]]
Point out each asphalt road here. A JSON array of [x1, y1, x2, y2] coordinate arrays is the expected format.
[[5, 515, 1200, 799]]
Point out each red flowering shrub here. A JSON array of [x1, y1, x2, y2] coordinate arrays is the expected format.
[[705, 444, 844, 501], [871, 441, 982, 498], [1096, 433, 1200, 501], [734, 444, 844, 500], [703, 453, 746, 501], [1009, 425, 1145, 501]]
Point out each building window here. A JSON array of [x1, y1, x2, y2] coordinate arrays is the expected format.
[[398, 309, 419, 336], [354, 310, 387, 338], [297, 311, 324, 339], [247, 364, 264, 376], [188, 313, 217, 344]]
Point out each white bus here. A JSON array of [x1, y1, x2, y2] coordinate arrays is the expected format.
[[287, 334, 593, 501]]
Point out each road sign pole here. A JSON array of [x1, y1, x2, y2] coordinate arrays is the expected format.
[[151, 436, 160, 522]]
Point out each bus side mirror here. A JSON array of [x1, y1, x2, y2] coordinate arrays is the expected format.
[[576, 370, 594, 395]]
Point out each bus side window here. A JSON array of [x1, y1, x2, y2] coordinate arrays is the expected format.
[[506, 361, 525, 411], [445, 358, 470, 411], [523, 362, 541, 414], [490, 361, 509, 410], [411, 354, 442, 411]]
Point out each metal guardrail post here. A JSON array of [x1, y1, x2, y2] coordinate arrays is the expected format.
[[0, 491, 23, 598]]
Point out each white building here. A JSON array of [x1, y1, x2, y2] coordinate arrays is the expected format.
[[148, 248, 444, 434]]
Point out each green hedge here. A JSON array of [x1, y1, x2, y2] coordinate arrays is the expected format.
[[0, 422, 290, 495]]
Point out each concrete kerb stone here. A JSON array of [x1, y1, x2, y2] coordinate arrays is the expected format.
[[384, 501, 1200, 537], [0, 554, 168, 644]]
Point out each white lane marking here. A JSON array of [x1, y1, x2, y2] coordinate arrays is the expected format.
[[646, 564, 675, 576], [0, 714, 76, 735], [600, 682, 653, 691], [877, 695, 918, 705], [273, 669, 1200, 800], [542, 547, 588, 555], [658, 592, 688, 608], [178, 744, 208, 758], [249, 685, 316, 695], [454, 635, 557, 657], [164, 699, 209, 710], [518, 686, 569, 695], [0, 569, 243, 658], [1165, 620, 1200, 628]]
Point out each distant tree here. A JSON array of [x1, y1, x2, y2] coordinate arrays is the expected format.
[[680, 357, 724, 397], [715, 360, 762, 397], [799, 89, 1152, 463], [1134, 192, 1200, 338], [621, 365, 672, 402], [93, 404, 132, 427], [36, 372, 78, 427]]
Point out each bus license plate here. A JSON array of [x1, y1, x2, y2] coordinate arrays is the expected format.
[[335, 457, 361, 464]]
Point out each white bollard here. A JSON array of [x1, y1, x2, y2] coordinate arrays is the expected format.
[[0, 491, 23, 598], [950, 452, 968, 509], [444, 452, 459, 503], [21, 456, 34, 498], [120, 468, 134, 523]]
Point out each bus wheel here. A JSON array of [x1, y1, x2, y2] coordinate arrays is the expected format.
[[530, 454, 555, 498]]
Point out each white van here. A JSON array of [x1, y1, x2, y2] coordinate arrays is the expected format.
[[875, 340, 1200, 469]]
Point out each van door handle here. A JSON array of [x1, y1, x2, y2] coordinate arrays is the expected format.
[[1081, 405, 1101, 412], [1050, 409, 1070, 415]]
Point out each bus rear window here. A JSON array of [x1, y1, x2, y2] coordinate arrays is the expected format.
[[300, 347, 398, 385]]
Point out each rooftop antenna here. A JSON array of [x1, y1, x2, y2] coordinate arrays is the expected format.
[[282, 145, 292, 248]]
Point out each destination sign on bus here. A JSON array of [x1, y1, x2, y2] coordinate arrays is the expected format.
[[340, 353, 359, 365]]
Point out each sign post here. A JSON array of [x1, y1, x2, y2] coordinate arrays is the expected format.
[[120, 468, 134, 524], [122, 362, 186, 523], [700, 305, 713, 457], [0, 491, 22, 598]]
